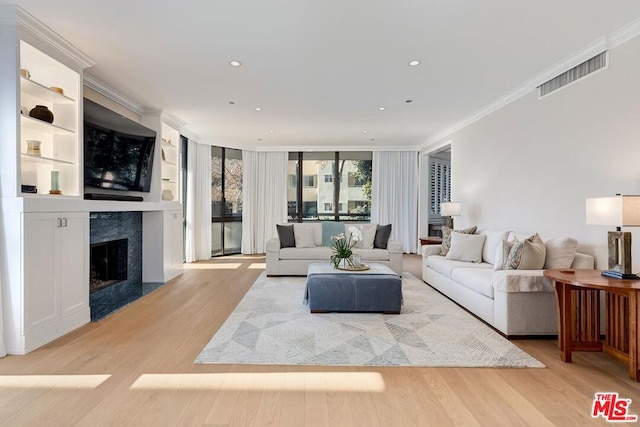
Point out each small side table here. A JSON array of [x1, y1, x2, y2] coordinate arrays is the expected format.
[[419, 236, 442, 246]]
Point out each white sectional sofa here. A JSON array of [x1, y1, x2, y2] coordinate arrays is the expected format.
[[266, 223, 403, 276], [422, 229, 595, 336]]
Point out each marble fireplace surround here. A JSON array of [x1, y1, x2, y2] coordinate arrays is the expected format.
[[89, 211, 163, 320]]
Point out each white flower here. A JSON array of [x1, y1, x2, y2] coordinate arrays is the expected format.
[[331, 233, 345, 241], [348, 226, 363, 242]]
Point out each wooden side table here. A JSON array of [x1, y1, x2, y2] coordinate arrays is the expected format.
[[544, 269, 640, 381], [419, 236, 442, 246]]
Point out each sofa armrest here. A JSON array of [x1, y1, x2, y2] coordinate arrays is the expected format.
[[266, 238, 281, 252], [493, 269, 553, 293], [422, 245, 441, 257], [387, 240, 403, 253]]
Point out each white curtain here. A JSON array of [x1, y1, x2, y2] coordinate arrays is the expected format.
[[185, 142, 212, 262], [0, 267, 5, 357], [371, 151, 419, 253], [241, 151, 288, 254]]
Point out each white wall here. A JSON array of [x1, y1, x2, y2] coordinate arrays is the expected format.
[[439, 35, 640, 269]]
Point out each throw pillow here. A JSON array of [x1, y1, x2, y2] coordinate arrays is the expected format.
[[543, 237, 578, 269], [321, 222, 345, 247], [507, 233, 546, 270], [374, 224, 392, 249], [493, 239, 514, 270], [276, 224, 295, 248], [346, 224, 377, 249], [440, 226, 478, 256], [445, 232, 487, 263], [293, 223, 316, 248]]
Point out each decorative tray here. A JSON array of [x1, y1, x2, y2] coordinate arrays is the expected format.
[[336, 264, 370, 271]]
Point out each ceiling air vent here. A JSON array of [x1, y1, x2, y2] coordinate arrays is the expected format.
[[538, 51, 607, 98]]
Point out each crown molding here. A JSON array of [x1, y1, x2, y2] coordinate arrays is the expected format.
[[160, 109, 187, 131], [421, 15, 640, 150], [0, 5, 94, 69], [83, 73, 144, 115]]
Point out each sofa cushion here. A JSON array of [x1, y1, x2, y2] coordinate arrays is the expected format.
[[322, 222, 344, 247], [347, 224, 377, 249], [277, 224, 295, 248], [451, 268, 495, 299], [280, 247, 333, 260], [293, 223, 322, 248], [494, 239, 514, 271], [477, 229, 510, 265], [507, 234, 546, 270], [445, 232, 486, 263], [352, 248, 391, 261], [440, 226, 478, 256], [543, 237, 578, 269], [427, 255, 493, 278], [374, 224, 392, 249]]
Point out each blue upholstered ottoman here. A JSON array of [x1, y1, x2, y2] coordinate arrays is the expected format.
[[304, 263, 402, 314]]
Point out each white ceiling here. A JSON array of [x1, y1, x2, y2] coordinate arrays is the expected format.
[[5, 1, 640, 150]]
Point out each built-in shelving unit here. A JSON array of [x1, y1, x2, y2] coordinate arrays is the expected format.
[[161, 123, 180, 201], [19, 40, 81, 197]]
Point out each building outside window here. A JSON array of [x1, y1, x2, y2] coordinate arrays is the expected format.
[[288, 151, 372, 222]]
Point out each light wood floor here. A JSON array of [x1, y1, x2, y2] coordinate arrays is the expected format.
[[1, 255, 639, 426]]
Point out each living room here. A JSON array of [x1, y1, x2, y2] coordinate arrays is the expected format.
[[2, 2, 640, 425]]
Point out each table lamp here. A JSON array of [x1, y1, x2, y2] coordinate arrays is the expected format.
[[586, 195, 640, 279], [440, 202, 461, 229]]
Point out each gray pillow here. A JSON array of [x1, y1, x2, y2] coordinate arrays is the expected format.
[[374, 224, 392, 249], [277, 224, 295, 248]]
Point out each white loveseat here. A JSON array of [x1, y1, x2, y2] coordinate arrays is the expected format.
[[422, 229, 594, 336], [266, 223, 403, 276]]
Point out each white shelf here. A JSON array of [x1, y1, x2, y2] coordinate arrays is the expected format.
[[22, 153, 75, 165], [21, 115, 75, 135], [20, 77, 75, 103], [162, 179, 177, 184], [161, 138, 175, 148]]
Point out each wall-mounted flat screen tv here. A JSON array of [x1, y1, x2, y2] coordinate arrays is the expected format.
[[84, 98, 156, 192]]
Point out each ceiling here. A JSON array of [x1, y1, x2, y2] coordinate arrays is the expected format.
[[5, 1, 640, 150]]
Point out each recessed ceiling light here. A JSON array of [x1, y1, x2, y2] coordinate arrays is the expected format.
[[258, 138, 262, 141], [229, 60, 242, 67], [229, 101, 235, 104], [268, 130, 274, 134], [255, 107, 263, 111], [405, 99, 413, 103], [378, 107, 386, 111], [362, 130, 368, 134], [408, 60, 421, 66], [370, 138, 375, 141]]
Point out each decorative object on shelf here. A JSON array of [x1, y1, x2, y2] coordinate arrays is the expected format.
[[26, 139, 42, 156], [50, 86, 64, 95], [162, 148, 166, 161], [329, 226, 362, 269], [162, 137, 172, 146], [20, 68, 30, 79], [440, 201, 462, 229], [586, 195, 640, 279], [21, 184, 37, 194], [162, 189, 174, 201], [49, 170, 61, 195], [29, 104, 54, 123]]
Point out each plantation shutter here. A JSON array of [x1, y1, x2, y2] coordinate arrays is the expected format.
[[429, 158, 451, 216]]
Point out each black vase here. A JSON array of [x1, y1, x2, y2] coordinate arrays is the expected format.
[[29, 105, 54, 124]]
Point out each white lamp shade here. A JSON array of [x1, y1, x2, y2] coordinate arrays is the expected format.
[[585, 196, 640, 226], [440, 202, 461, 217]]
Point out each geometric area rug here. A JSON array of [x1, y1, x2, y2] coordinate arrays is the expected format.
[[195, 272, 544, 368]]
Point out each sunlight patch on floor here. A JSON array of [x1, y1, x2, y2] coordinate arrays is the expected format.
[[184, 263, 242, 270], [248, 263, 266, 269], [130, 372, 385, 392], [0, 375, 111, 389]]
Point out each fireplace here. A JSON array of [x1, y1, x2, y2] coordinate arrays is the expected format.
[[90, 239, 128, 293]]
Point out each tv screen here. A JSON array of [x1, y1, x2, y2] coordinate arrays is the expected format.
[[84, 99, 156, 192]]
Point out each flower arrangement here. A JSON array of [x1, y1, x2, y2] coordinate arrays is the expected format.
[[330, 226, 362, 269]]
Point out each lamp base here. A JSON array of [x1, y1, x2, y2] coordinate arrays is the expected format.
[[601, 270, 640, 280], [445, 217, 454, 229]]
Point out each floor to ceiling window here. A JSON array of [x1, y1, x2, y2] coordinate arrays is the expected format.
[[211, 147, 243, 256], [288, 151, 372, 222]]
